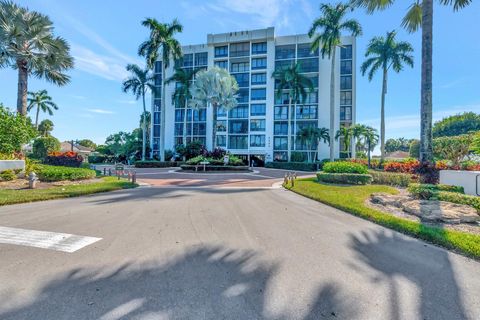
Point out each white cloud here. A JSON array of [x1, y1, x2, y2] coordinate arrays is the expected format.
[[72, 44, 129, 81], [85, 108, 116, 115], [117, 99, 138, 105]]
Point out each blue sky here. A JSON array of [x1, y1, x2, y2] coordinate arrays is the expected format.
[[1, 0, 479, 145]]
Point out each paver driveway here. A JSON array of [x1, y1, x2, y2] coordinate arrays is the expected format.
[[0, 168, 479, 319]]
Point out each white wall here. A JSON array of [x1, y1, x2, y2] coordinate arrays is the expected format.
[[440, 170, 480, 196]]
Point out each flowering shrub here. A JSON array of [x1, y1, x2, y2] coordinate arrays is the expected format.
[[203, 147, 227, 159], [44, 151, 83, 167], [383, 159, 420, 174]]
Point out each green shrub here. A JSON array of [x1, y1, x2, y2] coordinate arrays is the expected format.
[[291, 152, 307, 162], [186, 156, 206, 165], [186, 155, 244, 166], [32, 136, 60, 159], [35, 165, 96, 182], [369, 171, 413, 187], [134, 161, 183, 168], [0, 169, 16, 181], [227, 155, 244, 166], [323, 161, 368, 174], [265, 162, 321, 172], [408, 183, 464, 199], [435, 191, 480, 212], [317, 172, 372, 185], [88, 155, 107, 163]]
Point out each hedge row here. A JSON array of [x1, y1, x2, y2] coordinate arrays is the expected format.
[[369, 171, 413, 187], [134, 161, 184, 168], [265, 162, 321, 172], [317, 172, 372, 185], [323, 161, 368, 174], [35, 165, 96, 182], [408, 183, 480, 211]]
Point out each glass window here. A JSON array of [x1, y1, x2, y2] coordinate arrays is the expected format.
[[155, 61, 162, 73], [155, 74, 162, 86], [275, 59, 294, 71], [231, 62, 249, 73], [250, 119, 266, 131], [251, 104, 266, 116], [274, 106, 288, 120], [216, 120, 227, 132], [214, 45, 228, 58], [229, 135, 248, 149], [154, 99, 161, 112], [274, 122, 288, 135], [194, 52, 208, 66], [229, 105, 249, 118], [251, 73, 266, 85], [175, 137, 183, 146], [252, 42, 267, 55], [304, 91, 318, 104], [229, 42, 250, 57], [275, 92, 290, 105], [217, 107, 227, 117], [153, 125, 160, 137], [340, 106, 352, 121], [215, 60, 228, 69], [341, 60, 352, 74], [193, 108, 206, 121], [274, 137, 288, 150], [216, 135, 226, 147], [153, 138, 160, 150], [297, 58, 319, 73], [174, 123, 183, 136], [193, 123, 206, 135], [183, 54, 194, 67], [250, 135, 265, 147], [274, 151, 288, 161], [233, 73, 249, 87], [297, 43, 318, 58], [251, 88, 266, 101], [175, 109, 184, 122], [229, 120, 248, 134], [252, 57, 267, 70], [153, 112, 160, 124], [296, 105, 317, 119], [275, 45, 295, 60], [341, 45, 353, 60], [340, 76, 352, 90], [340, 91, 352, 105], [237, 88, 249, 103], [305, 74, 319, 88]]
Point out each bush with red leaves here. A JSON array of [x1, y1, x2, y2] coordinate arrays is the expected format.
[[44, 151, 84, 167]]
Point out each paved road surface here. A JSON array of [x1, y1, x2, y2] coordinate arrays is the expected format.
[[0, 169, 479, 319]]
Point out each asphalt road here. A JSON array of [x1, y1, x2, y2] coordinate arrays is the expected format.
[[0, 170, 479, 319]]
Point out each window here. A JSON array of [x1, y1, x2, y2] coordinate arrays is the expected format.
[[153, 112, 160, 124], [229, 42, 250, 57], [215, 60, 228, 69], [153, 125, 160, 137], [296, 106, 317, 119], [340, 91, 352, 105], [155, 61, 162, 73], [341, 45, 352, 59], [250, 119, 265, 131], [251, 88, 266, 101], [274, 137, 288, 150], [275, 59, 294, 71], [298, 58, 319, 73], [216, 120, 227, 132], [305, 74, 319, 88], [250, 135, 265, 147], [192, 123, 206, 135], [251, 73, 266, 85], [214, 45, 228, 58], [274, 122, 288, 135], [175, 109, 184, 122], [229, 120, 248, 133], [252, 42, 267, 54], [341, 60, 352, 74], [153, 138, 160, 150], [275, 45, 295, 60], [231, 62, 249, 73], [340, 76, 352, 90], [217, 107, 227, 117], [237, 89, 249, 103], [193, 108, 206, 121], [274, 151, 288, 161], [155, 74, 162, 86], [297, 43, 318, 58], [229, 135, 248, 149], [174, 123, 183, 136], [229, 105, 249, 118], [182, 54, 194, 68], [195, 52, 208, 66], [251, 104, 266, 116], [340, 106, 352, 121], [216, 135, 226, 147], [252, 57, 267, 70], [275, 93, 290, 105], [274, 106, 288, 120], [154, 99, 161, 112], [175, 137, 183, 146], [304, 91, 318, 104], [233, 73, 249, 87]]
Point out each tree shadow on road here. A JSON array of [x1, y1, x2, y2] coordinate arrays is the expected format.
[[349, 229, 467, 320], [0, 245, 358, 319]]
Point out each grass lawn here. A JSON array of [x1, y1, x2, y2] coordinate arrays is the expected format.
[[287, 178, 480, 260], [0, 177, 137, 206]]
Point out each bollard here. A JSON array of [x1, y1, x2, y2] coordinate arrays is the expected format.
[[132, 171, 136, 184], [108, 168, 112, 176], [28, 172, 38, 189], [284, 173, 288, 185], [103, 168, 106, 176]]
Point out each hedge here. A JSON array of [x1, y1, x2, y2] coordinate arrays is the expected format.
[[134, 161, 184, 168], [44, 151, 83, 167], [0, 169, 16, 181], [35, 165, 96, 182], [408, 183, 480, 212], [369, 171, 413, 187], [180, 165, 250, 171], [265, 162, 321, 171], [408, 183, 464, 198], [316, 172, 372, 185], [323, 161, 368, 174], [88, 155, 107, 164]]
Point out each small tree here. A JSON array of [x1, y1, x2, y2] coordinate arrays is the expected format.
[[352, 124, 378, 168], [27, 90, 58, 129], [409, 139, 420, 159], [297, 127, 329, 163], [335, 126, 354, 158], [38, 119, 54, 137], [32, 136, 60, 159], [77, 139, 97, 150], [0, 104, 36, 155], [433, 112, 480, 138], [433, 134, 472, 166]]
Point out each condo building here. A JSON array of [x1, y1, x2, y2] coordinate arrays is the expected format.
[[151, 27, 356, 163]]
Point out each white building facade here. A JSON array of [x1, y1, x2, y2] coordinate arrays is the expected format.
[[151, 27, 356, 163]]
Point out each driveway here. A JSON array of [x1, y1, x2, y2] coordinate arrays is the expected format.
[[0, 169, 479, 319]]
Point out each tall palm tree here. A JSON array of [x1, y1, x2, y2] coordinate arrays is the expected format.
[[352, 0, 472, 166], [140, 111, 151, 152], [189, 67, 239, 150], [38, 119, 53, 137], [335, 125, 354, 158], [122, 64, 156, 161], [139, 18, 183, 161], [27, 90, 58, 129], [308, 2, 362, 162], [361, 31, 414, 162], [297, 127, 330, 163], [352, 124, 378, 168], [165, 68, 200, 146], [0, 1, 73, 115], [272, 62, 314, 161]]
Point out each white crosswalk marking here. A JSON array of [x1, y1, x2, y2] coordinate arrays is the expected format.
[[0, 226, 101, 253]]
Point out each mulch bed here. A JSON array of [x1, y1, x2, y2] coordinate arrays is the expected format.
[[0, 178, 103, 190]]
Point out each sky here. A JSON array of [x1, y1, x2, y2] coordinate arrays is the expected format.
[[1, 0, 479, 146]]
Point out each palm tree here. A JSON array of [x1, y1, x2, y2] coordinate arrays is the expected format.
[[38, 119, 53, 137], [140, 111, 151, 152], [189, 67, 239, 150], [272, 62, 314, 161], [335, 126, 354, 158], [352, 124, 379, 168], [27, 90, 58, 129], [308, 2, 362, 162], [122, 64, 156, 161], [0, 1, 73, 115], [165, 68, 200, 146], [139, 18, 183, 161], [352, 0, 472, 167], [297, 127, 330, 163], [361, 31, 414, 162]]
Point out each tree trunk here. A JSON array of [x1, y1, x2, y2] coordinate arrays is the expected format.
[[380, 65, 388, 162], [17, 60, 28, 116], [211, 102, 217, 150], [329, 49, 336, 162], [35, 105, 40, 129], [287, 96, 292, 161], [141, 92, 147, 161], [420, 0, 434, 164], [160, 63, 166, 161]]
